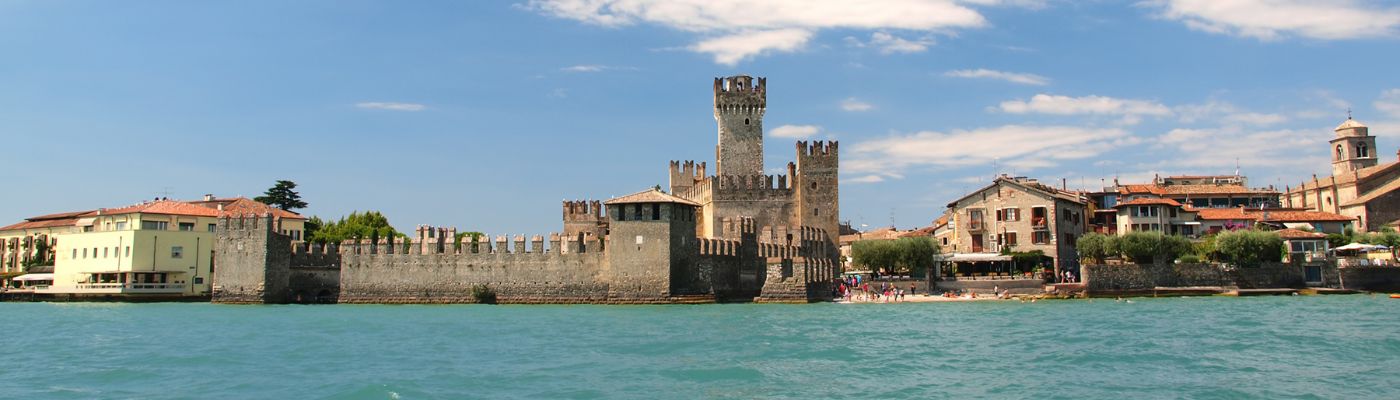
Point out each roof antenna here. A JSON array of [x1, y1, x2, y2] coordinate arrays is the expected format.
[[1347, 107, 1352, 120]]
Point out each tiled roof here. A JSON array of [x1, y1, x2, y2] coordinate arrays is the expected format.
[[1157, 184, 1278, 195], [1342, 178, 1400, 207], [188, 197, 306, 220], [604, 189, 701, 206], [1287, 161, 1400, 193], [1118, 184, 1164, 195], [1195, 208, 1255, 221], [0, 210, 97, 231], [99, 200, 222, 218], [900, 226, 935, 238], [1257, 210, 1354, 223], [1113, 198, 1182, 208], [1274, 229, 1326, 239]]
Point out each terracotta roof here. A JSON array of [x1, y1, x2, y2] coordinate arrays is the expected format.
[[1274, 229, 1326, 239], [98, 200, 222, 218], [947, 177, 1085, 207], [188, 197, 306, 220], [1157, 184, 1277, 196], [1195, 208, 1255, 221], [0, 210, 97, 231], [604, 189, 701, 206], [900, 226, 935, 238], [1287, 161, 1400, 193], [1118, 184, 1165, 195], [1257, 210, 1354, 223], [1113, 198, 1182, 208]]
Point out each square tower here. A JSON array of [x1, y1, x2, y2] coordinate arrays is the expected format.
[[604, 189, 700, 300], [1331, 118, 1378, 176], [714, 75, 766, 176]]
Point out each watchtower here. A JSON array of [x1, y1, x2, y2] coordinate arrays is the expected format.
[[714, 75, 766, 176], [795, 140, 840, 239], [603, 188, 700, 300]]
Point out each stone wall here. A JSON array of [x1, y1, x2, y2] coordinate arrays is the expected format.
[[1083, 262, 1305, 293], [338, 250, 611, 304], [212, 216, 290, 304], [1339, 266, 1400, 292]]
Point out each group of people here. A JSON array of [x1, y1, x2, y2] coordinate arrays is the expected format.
[[836, 276, 917, 303]]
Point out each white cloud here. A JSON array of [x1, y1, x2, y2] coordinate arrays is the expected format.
[[560, 64, 637, 72], [1155, 127, 1328, 173], [1143, 0, 1400, 40], [527, 0, 1003, 64], [1376, 88, 1400, 117], [944, 68, 1049, 85], [841, 97, 875, 112], [847, 125, 1139, 179], [355, 102, 426, 111], [689, 29, 813, 65], [1174, 100, 1288, 126], [848, 175, 887, 184], [771, 124, 822, 138], [997, 94, 1171, 124], [852, 32, 936, 54]]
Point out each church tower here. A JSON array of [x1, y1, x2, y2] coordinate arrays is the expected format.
[[714, 75, 766, 176], [1331, 117, 1378, 176]]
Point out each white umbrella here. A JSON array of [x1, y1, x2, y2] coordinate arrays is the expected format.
[[1335, 243, 1376, 251]]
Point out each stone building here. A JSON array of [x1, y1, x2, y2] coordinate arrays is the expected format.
[[941, 175, 1088, 277], [1283, 117, 1400, 231], [210, 75, 841, 305]]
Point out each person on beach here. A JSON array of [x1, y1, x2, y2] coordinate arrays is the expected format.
[[909, 283, 916, 298]]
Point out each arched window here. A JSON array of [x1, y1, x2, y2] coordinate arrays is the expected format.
[[1358, 143, 1370, 158], [1336, 144, 1344, 160]]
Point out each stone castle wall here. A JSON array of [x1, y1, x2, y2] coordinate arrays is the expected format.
[[1083, 262, 1309, 294], [1338, 266, 1400, 292], [212, 216, 290, 304]]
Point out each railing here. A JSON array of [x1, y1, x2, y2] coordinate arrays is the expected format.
[[1337, 258, 1396, 268], [74, 283, 186, 292], [1031, 217, 1048, 230]]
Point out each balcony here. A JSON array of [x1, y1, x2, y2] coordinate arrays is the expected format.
[[1031, 217, 1048, 230], [60, 283, 187, 294]]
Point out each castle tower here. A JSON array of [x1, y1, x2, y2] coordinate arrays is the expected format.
[[1331, 117, 1378, 176], [603, 189, 700, 300], [795, 140, 840, 239], [714, 75, 766, 176]]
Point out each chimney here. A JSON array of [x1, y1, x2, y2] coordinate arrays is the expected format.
[[216, 204, 224, 211], [203, 194, 214, 201]]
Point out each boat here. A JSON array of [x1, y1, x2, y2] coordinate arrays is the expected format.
[[1391, 294, 1400, 299]]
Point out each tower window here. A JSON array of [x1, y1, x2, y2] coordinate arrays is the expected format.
[[813, 208, 819, 216], [1358, 143, 1370, 158], [810, 182, 817, 190], [1336, 144, 1344, 160], [744, 118, 750, 125], [651, 204, 661, 220]]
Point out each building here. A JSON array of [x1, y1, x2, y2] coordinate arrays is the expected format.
[[1113, 198, 1201, 236], [210, 75, 842, 305], [1283, 117, 1400, 231], [941, 175, 1088, 277], [2, 196, 306, 298]]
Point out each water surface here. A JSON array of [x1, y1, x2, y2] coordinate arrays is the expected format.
[[4, 295, 1398, 399]]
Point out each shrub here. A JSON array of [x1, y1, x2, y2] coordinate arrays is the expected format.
[[1117, 231, 1192, 264], [1215, 230, 1284, 268], [1076, 233, 1110, 263], [470, 284, 498, 304], [1177, 254, 1202, 264]]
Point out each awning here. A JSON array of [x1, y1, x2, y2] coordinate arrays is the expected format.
[[74, 217, 95, 226], [1334, 243, 1377, 251], [12, 273, 54, 282], [1283, 222, 1315, 230], [935, 253, 1014, 262]]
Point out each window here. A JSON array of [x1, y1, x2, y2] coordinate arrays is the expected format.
[[615, 206, 625, 221], [171, 246, 183, 259], [813, 208, 819, 216], [141, 220, 168, 230], [1032, 231, 1050, 244], [125, 246, 131, 257], [1004, 208, 1019, 222], [651, 203, 661, 220], [995, 209, 1004, 221], [83, 226, 94, 232], [1336, 144, 1344, 160], [72, 249, 77, 259], [633, 204, 643, 220], [178, 222, 195, 231], [103, 248, 108, 258], [1005, 232, 1018, 246], [82, 248, 87, 259], [194, 277, 204, 285], [811, 182, 817, 190], [1358, 143, 1370, 158], [207, 224, 216, 232], [115, 221, 128, 231]]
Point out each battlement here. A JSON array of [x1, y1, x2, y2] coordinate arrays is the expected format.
[[796, 140, 839, 158], [330, 230, 606, 257], [562, 200, 605, 221], [668, 160, 708, 188], [714, 75, 766, 112], [217, 214, 280, 234], [715, 174, 791, 191]]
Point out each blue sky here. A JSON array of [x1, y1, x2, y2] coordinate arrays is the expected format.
[[3, 0, 1400, 235]]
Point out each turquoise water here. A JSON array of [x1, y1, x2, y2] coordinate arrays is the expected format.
[[4, 296, 1399, 399]]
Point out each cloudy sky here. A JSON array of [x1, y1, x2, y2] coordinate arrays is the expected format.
[[3, 0, 1399, 234]]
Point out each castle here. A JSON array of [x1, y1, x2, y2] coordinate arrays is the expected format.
[[211, 75, 841, 304]]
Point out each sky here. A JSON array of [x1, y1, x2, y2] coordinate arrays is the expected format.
[[3, 0, 1400, 235]]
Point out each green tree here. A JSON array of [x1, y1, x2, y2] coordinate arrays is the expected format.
[[1116, 231, 1191, 264], [852, 237, 939, 275], [307, 211, 402, 244], [1075, 233, 1111, 263], [1215, 230, 1284, 267], [254, 180, 308, 211]]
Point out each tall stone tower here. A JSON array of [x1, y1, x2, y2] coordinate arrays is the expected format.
[[795, 141, 840, 240], [1331, 117, 1378, 176], [714, 75, 766, 176]]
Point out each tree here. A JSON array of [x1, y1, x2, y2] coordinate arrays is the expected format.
[[1076, 233, 1111, 263], [1116, 231, 1192, 264], [852, 237, 939, 275], [254, 180, 308, 211], [1215, 230, 1283, 267], [307, 211, 401, 244]]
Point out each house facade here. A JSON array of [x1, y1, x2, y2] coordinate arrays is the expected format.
[[945, 176, 1088, 274]]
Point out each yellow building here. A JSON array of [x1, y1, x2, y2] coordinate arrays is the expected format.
[[3, 196, 306, 298]]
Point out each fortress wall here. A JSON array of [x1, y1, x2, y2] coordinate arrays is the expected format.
[[1084, 263, 1308, 294], [212, 216, 291, 304]]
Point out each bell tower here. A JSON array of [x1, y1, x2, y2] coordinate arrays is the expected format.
[[714, 75, 766, 176], [1331, 117, 1378, 176]]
